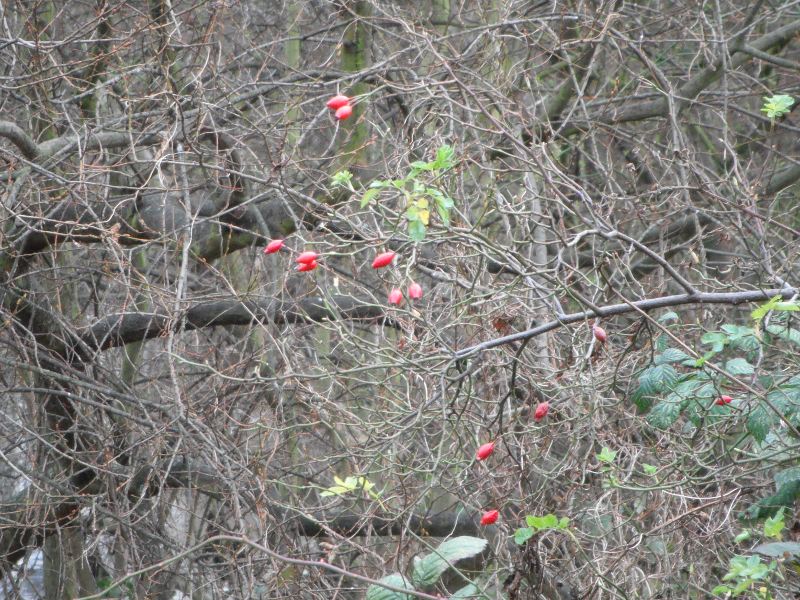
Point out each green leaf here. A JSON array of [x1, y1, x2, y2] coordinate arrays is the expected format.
[[450, 584, 491, 599], [408, 219, 426, 242], [722, 325, 760, 351], [432, 144, 456, 170], [774, 466, 800, 489], [763, 508, 785, 539], [596, 447, 617, 464], [654, 348, 691, 365], [658, 311, 679, 323], [361, 187, 381, 208], [761, 94, 795, 119], [692, 351, 715, 367], [765, 324, 800, 347], [752, 295, 784, 322], [630, 388, 653, 412], [526, 514, 559, 529], [514, 527, 535, 545], [701, 331, 727, 352], [366, 574, 414, 600], [331, 170, 353, 187], [411, 536, 487, 589], [725, 357, 754, 375], [734, 530, 751, 544], [647, 400, 681, 429], [320, 475, 378, 498], [638, 364, 678, 395], [747, 404, 773, 442], [740, 480, 800, 522], [754, 541, 800, 558], [711, 585, 732, 595], [642, 463, 658, 476], [410, 160, 433, 172], [434, 194, 454, 227]]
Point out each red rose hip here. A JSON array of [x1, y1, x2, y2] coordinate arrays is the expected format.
[[296, 251, 319, 264], [371, 251, 396, 269], [408, 282, 423, 300], [716, 395, 733, 406], [326, 95, 350, 110], [476, 442, 495, 461], [593, 324, 607, 343], [335, 105, 353, 120], [480, 510, 499, 525], [296, 261, 318, 272], [533, 401, 550, 422], [264, 239, 284, 254], [388, 288, 403, 306]]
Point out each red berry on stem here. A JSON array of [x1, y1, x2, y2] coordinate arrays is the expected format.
[[533, 401, 550, 422], [593, 324, 607, 343], [264, 239, 284, 254], [326, 95, 350, 110], [296, 261, 318, 272], [388, 288, 403, 306], [408, 282, 423, 300], [476, 442, 495, 461], [716, 395, 733, 406], [372, 251, 396, 269], [480, 510, 499, 526], [335, 104, 353, 120], [296, 251, 318, 264]]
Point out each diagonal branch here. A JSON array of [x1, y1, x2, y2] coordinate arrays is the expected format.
[[454, 287, 799, 358]]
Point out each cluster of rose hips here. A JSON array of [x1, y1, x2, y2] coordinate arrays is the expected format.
[[264, 242, 423, 306], [474, 400, 551, 526], [326, 94, 353, 120]]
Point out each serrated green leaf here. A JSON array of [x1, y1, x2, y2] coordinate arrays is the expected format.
[[366, 574, 413, 600], [361, 187, 381, 208], [597, 447, 617, 464], [647, 401, 681, 429], [763, 508, 785, 539], [725, 357, 754, 375], [701, 331, 727, 352], [410, 160, 433, 171], [654, 348, 691, 365], [514, 527, 535, 545], [655, 334, 668, 352], [408, 220, 426, 241], [637, 364, 679, 395], [630, 388, 653, 412], [411, 536, 487, 589], [331, 169, 353, 187], [761, 94, 795, 119], [434, 194, 454, 227], [433, 144, 456, 170], [658, 311, 679, 323], [774, 467, 800, 489], [766, 324, 800, 347], [643, 463, 658, 476], [752, 295, 783, 322], [754, 541, 800, 557], [722, 325, 760, 351], [747, 404, 773, 442], [683, 399, 703, 428]]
